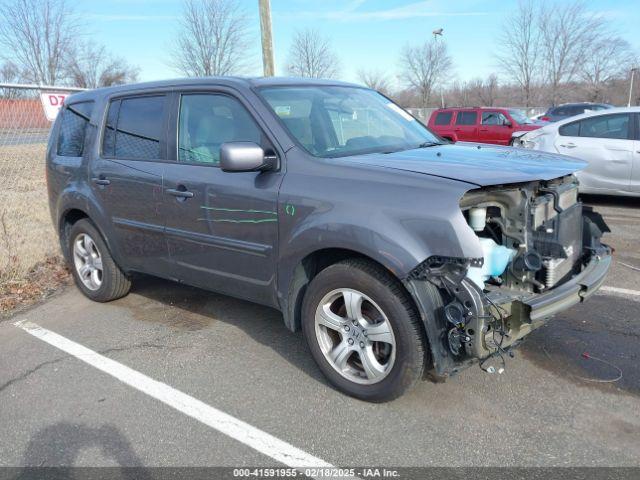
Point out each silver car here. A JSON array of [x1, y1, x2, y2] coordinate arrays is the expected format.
[[519, 107, 640, 197]]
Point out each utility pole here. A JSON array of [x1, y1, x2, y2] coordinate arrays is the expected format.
[[433, 28, 445, 108], [259, 0, 275, 77], [628, 67, 637, 107]]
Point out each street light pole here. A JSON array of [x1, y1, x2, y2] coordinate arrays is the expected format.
[[258, 0, 275, 77], [628, 68, 637, 107], [433, 28, 444, 108]]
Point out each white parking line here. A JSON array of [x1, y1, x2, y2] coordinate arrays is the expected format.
[[599, 286, 640, 298], [13, 320, 333, 474]]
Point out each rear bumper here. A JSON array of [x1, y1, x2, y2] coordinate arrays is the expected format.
[[513, 246, 612, 323]]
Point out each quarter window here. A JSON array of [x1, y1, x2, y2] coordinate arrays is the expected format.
[[102, 95, 166, 160], [434, 112, 452, 125], [178, 94, 262, 165], [455, 111, 477, 125], [57, 101, 94, 157]]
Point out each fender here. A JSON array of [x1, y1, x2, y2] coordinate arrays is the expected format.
[[55, 185, 126, 270], [275, 158, 483, 330]]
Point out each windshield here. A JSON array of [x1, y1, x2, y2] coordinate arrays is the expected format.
[[258, 86, 441, 158], [508, 109, 534, 124]]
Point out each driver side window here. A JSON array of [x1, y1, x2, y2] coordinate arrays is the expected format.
[[178, 94, 262, 165]]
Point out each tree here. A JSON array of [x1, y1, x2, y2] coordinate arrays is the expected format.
[[399, 38, 452, 108], [286, 29, 340, 79], [495, 0, 541, 107], [66, 42, 139, 89], [171, 0, 251, 77], [357, 69, 392, 95], [539, 1, 606, 105], [580, 37, 636, 102], [0, 61, 23, 98], [0, 0, 78, 85]]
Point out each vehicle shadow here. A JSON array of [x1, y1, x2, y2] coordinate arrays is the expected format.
[[123, 274, 330, 387], [18, 422, 151, 476]]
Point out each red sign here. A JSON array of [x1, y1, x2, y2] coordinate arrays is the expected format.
[[40, 93, 69, 121]]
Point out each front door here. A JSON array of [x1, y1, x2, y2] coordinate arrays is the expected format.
[[479, 111, 511, 145], [89, 94, 170, 274], [555, 113, 633, 194], [163, 91, 283, 307]]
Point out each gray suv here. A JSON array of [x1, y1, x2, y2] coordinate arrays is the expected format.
[[47, 77, 611, 401]]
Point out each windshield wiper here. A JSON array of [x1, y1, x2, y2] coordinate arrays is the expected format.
[[417, 141, 442, 148]]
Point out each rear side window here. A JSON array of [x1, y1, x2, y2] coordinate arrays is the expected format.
[[102, 95, 166, 160], [434, 112, 452, 125], [57, 101, 94, 157], [455, 111, 477, 125]]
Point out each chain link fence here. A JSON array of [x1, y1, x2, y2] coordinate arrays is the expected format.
[[0, 84, 83, 284]]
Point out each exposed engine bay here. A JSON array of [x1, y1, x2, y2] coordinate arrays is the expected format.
[[407, 174, 611, 376]]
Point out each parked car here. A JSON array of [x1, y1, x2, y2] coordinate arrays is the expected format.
[[47, 78, 611, 401], [518, 107, 640, 197], [428, 107, 542, 145], [540, 103, 613, 122]]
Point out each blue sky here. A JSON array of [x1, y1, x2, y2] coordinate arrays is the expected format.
[[83, 0, 640, 87]]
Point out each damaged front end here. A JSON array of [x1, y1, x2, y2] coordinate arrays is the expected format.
[[405, 175, 612, 377]]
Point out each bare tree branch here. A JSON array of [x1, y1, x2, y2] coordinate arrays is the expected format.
[[170, 0, 251, 77], [399, 38, 452, 108], [0, 0, 78, 85], [580, 36, 636, 102], [495, 0, 541, 107], [540, 0, 606, 105], [66, 42, 139, 89], [357, 68, 392, 95], [286, 29, 340, 79]]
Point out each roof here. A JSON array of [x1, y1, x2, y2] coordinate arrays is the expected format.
[[66, 76, 363, 103], [544, 106, 640, 127]]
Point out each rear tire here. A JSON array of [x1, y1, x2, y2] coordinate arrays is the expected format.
[[68, 219, 131, 302], [302, 259, 426, 402]]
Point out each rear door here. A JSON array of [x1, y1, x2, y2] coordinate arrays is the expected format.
[[89, 94, 171, 275], [162, 89, 283, 307], [479, 110, 511, 145], [453, 110, 478, 142], [430, 110, 454, 139], [554, 113, 633, 194]]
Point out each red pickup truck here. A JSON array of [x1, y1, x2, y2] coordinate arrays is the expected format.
[[427, 107, 543, 145]]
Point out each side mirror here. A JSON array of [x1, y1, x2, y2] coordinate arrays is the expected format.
[[220, 142, 274, 172], [504, 120, 513, 127]]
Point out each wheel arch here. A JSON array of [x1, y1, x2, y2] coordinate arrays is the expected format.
[[281, 247, 422, 335]]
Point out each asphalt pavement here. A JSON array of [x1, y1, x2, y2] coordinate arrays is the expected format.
[[1, 194, 639, 470]]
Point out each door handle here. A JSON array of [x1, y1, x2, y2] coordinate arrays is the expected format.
[[166, 187, 194, 199], [92, 177, 111, 186], [559, 143, 576, 149]]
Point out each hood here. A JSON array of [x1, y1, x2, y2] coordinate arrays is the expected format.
[[517, 123, 543, 131], [345, 143, 586, 187]]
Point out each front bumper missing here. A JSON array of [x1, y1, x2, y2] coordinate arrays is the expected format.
[[406, 246, 612, 378], [512, 247, 611, 323]]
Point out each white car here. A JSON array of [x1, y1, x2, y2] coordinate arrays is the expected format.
[[518, 107, 640, 197]]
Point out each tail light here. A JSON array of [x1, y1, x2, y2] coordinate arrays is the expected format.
[[540, 116, 550, 122]]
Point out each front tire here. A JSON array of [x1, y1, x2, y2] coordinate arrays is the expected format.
[[68, 219, 131, 302], [302, 259, 426, 402]]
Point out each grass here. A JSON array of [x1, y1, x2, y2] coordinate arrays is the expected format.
[[0, 142, 59, 284]]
